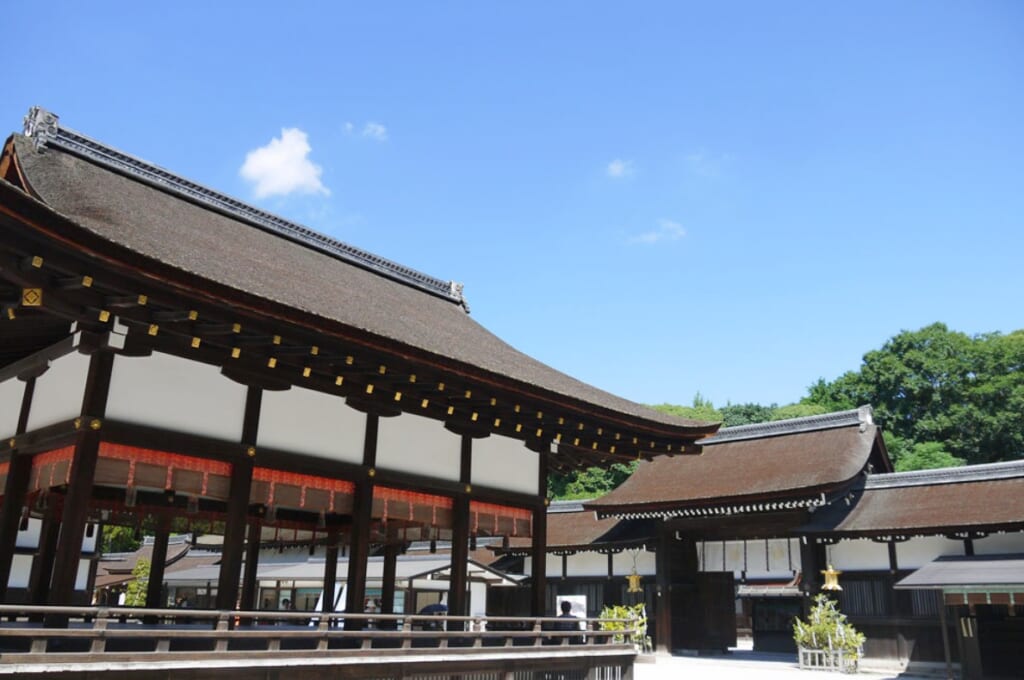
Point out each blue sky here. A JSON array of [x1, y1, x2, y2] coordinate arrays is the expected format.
[[5, 2, 1023, 408]]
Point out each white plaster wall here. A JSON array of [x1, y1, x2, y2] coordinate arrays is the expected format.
[[547, 551, 608, 578], [698, 539, 799, 579], [974, 531, 1024, 555], [27, 351, 90, 431], [15, 516, 41, 550], [829, 538, 890, 571], [896, 536, 966, 569], [0, 377, 25, 440], [106, 352, 246, 441], [258, 385, 365, 463], [377, 413, 460, 481], [611, 549, 657, 577], [8, 554, 32, 588], [471, 434, 538, 495], [75, 559, 89, 590]]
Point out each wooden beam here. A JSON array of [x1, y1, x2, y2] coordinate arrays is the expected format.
[[0, 377, 35, 600]]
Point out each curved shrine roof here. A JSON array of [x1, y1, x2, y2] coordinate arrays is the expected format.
[[1, 119, 716, 445], [586, 408, 882, 518]]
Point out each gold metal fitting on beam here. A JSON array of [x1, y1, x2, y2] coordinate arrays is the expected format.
[[98, 309, 111, 323], [148, 324, 159, 336], [30, 256, 43, 268], [267, 358, 277, 368], [191, 337, 201, 348], [231, 347, 241, 359], [335, 376, 344, 386], [137, 294, 148, 306], [188, 310, 199, 321], [246, 446, 256, 457], [21, 288, 42, 307], [89, 419, 102, 430], [82, 276, 93, 288]]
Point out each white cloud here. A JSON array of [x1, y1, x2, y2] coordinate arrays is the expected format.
[[630, 218, 687, 244], [686, 151, 732, 178], [240, 128, 329, 199], [606, 158, 635, 178], [343, 121, 354, 134], [362, 122, 388, 141]]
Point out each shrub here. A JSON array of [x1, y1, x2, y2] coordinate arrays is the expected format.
[[793, 594, 865, 660]]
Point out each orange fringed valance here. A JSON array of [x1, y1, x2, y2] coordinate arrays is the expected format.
[[470, 500, 533, 537], [29, 446, 75, 491], [252, 467, 356, 513]]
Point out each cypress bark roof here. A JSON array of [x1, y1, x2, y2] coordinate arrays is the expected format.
[[585, 408, 885, 518], [801, 460, 1024, 536], [1, 116, 717, 447]]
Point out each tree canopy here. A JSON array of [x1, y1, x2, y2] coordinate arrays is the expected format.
[[804, 323, 1023, 467], [547, 323, 1022, 499]]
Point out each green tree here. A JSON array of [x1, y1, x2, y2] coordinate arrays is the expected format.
[[101, 525, 142, 554], [650, 392, 722, 423], [719, 402, 776, 427], [894, 442, 965, 472], [123, 558, 151, 607], [770, 403, 829, 421], [806, 324, 1024, 466]]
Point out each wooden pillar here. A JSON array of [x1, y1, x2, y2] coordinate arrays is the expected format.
[[216, 386, 260, 611], [29, 504, 61, 609], [380, 532, 399, 628], [321, 528, 340, 615], [47, 350, 114, 615], [0, 377, 35, 601], [145, 516, 171, 609], [240, 518, 262, 611], [654, 522, 674, 653], [448, 435, 472, 621], [345, 413, 378, 626], [799, 537, 826, 616], [530, 447, 548, 617]]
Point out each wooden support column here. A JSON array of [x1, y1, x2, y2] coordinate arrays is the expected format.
[[380, 530, 399, 628], [345, 413, 378, 627], [530, 446, 548, 618], [0, 377, 35, 601], [448, 435, 472, 621], [47, 350, 114, 617], [799, 537, 826, 617], [321, 528, 340, 616], [240, 518, 262, 612], [216, 386, 260, 611], [654, 522, 674, 654], [144, 516, 172, 619], [29, 504, 61, 611]]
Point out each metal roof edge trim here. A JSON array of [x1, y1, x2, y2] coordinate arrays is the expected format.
[[697, 406, 873, 445], [21, 106, 468, 309]]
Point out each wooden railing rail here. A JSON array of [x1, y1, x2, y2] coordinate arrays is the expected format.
[[0, 604, 639, 657]]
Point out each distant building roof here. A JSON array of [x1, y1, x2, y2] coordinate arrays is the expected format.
[[801, 459, 1024, 537], [585, 407, 887, 519]]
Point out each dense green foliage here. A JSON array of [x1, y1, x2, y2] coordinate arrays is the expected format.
[[804, 323, 1024, 467], [101, 525, 142, 554], [599, 603, 650, 651], [547, 323, 1022, 499], [793, 594, 865, 659], [123, 558, 151, 606]]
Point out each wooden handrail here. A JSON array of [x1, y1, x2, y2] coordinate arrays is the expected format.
[[0, 604, 640, 658]]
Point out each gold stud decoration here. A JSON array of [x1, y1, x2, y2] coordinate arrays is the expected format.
[[137, 294, 148, 306], [267, 358, 277, 368], [246, 446, 256, 457], [191, 337, 201, 348], [98, 309, 111, 323], [148, 324, 159, 336], [82, 276, 93, 288], [188, 310, 199, 321], [21, 288, 42, 307], [231, 347, 241, 359]]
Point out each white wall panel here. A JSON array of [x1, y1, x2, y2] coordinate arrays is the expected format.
[[8, 555, 32, 588], [15, 517, 41, 550], [975, 531, 1024, 555], [106, 352, 246, 441], [0, 378, 25, 440], [697, 539, 799, 578], [75, 560, 89, 590], [377, 413, 460, 482], [27, 351, 90, 431], [896, 536, 966, 569], [472, 434, 538, 495], [259, 386, 365, 463], [830, 538, 890, 571]]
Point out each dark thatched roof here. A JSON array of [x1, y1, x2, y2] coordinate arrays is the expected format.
[[585, 408, 886, 518], [2, 130, 716, 441], [802, 460, 1024, 537]]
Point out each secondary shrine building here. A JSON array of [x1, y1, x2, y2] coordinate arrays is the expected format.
[[0, 107, 716, 620]]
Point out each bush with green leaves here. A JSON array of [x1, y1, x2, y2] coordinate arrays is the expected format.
[[599, 603, 650, 652], [793, 594, 865, 659]]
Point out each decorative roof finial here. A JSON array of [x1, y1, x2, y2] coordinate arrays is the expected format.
[[23, 107, 59, 150]]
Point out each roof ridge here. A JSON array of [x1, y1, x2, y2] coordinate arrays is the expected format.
[[21, 106, 469, 310], [698, 405, 873, 445], [867, 459, 1024, 489]]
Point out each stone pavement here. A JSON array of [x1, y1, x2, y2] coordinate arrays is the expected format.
[[633, 648, 953, 680]]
